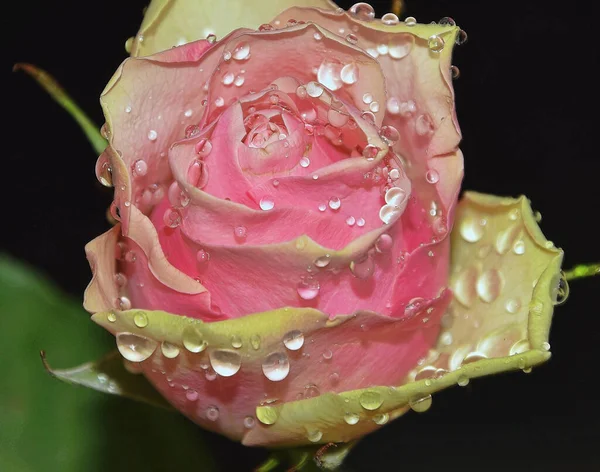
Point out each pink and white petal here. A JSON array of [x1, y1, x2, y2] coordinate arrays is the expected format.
[[83, 225, 121, 313]]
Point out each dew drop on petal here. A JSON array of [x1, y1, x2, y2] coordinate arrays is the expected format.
[[317, 61, 343, 91], [346, 216, 356, 226], [283, 330, 304, 350], [133, 311, 148, 328], [147, 130, 158, 141], [206, 405, 220, 421], [306, 81, 324, 98], [328, 196, 341, 210], [404, 16, 417, 26], [385, 187, 407, 206], [182, 326, 208, 353], [409, 394, 432, 413], [116, 332, 157, 362], [341, 63, 359, 84], [209, 349, 242, 377], [315, 254, 331, 268], [373, 412, 389, 425], [307, 430, 323, 443], [349, 2, 375, 21], [161, 341, 180, 359], [476, 269, 502, 303], [381, 13, 399, 25], [350, 253, 374, 279], [133, 159, 148, 177], [415, 114, 434, 136], [375, 234, 393, 252], [234, 225, 247, 240], [262, 351, 290, 381], [359, 390, 383, 410], [222, 71, 234, 85], [428, 35, 445, 52], [425, 169, 440, 184], [459, 216, 485, 243], [297, 278, 320, 300], [344, 412, 360, 425], [259, 196, 275, 211], [185, 389, 199, 401]]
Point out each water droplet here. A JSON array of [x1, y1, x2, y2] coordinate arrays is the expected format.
[[250, 334, 261, 350], [315, 254, 331, 268], [380, 125, 400, 144], [459, 216, 485, 243], [551, 271, 569, 306], [133, 159, 148, 177], [362, 93, 373, 104], [346, 216, 356, 226], [457, 375, 470, 387], [362, 144, 380, 160], [117, 296, 131, 310], [322, 349, 333, 360], [206, 405, 220, 421], [375, 234, 393, 253], [206, 33, 217, 44], [231, 335, 243, 349], [505, 298, 521, 314], [318, 203, 327, 212], [160, 341, 180, 359], [163, 208, 182, 228], [357, 217, 365, 227], [133, 311, 148, 328], [369, 101, 380, 113], [385, 187, 407, 206], [95, 155, 113, 187], [349, 2, 375, 21], [297, 278, 320, 300], [409, 394, 432, 413], [380, 204, 402, 224], [405, 16, 417, 26], [513, 240, 525, 255], [234, 226, 247, 240], [425, 169, 440, 184], [283, 330, 304, 350], [256, 405, 279, 425], [428, 35, 445, 52], [350, 253, 374, 279], [214, 96, 225, 107], [241, 416, 255, 429], [234, 74, 245, 87], [304, 383, 320, 398], [259, 196, 275, 210], [415, 114, 434, 136], [299, 156, 310, 168], [346, 33, 358, 44], [196, 249, 210, 264], [205, 368, 217, 381], [107, 312, 117, 323], [476, 269, 502, 303], [116, 332, 157, 362], [340, 63, 359, 84], [223, 50, 232, 61], [317, 60, 343, 91], [186, 389, 199, 401], [328, 196, 341, 210], [182, 326, 207, 353], [373, 412, 389, 425], [359, 390, 383, 410], [209, 349, 242, 377], [456, 29, 468, 45], [184, 109, 193, 117], [381, 13, 399, 25], [344, 412, 360, 425], [147, 129, 158, 141], [450, 65, 460, 79], [439, 16, 456, 26], [313, 32, 322, 41], [222, 71, 234, 85], [262, 352, 290, 381], [307, 430, 323, 443]]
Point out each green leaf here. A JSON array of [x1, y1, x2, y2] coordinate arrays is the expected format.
[[40, 350, 173, 410], [13, 63, 107, 155], [0, 254, 216, 472]]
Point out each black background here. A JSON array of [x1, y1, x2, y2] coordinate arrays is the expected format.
[[3, 0, 599, 470]]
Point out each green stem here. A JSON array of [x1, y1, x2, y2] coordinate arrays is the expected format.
[[564, 263, 600, 281], [14, 63, 107, 155]]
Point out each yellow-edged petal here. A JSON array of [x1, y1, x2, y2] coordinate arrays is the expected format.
[[129, 0, 339, 57]]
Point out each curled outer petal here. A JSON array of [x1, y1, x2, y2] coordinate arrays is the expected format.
[[91, 191, 562, 446], [129, 0, 339, 57]]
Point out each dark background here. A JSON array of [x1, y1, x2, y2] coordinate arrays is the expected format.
[[3, 0, 599, 470]]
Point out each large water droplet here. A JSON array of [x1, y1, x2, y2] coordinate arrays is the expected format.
[[349, 2, 375, 21], [133, 159, 148, 177], [380, 204, 402, 224], [182, 326, 208, 353], [317, 61, 343, 91], [373, 412, 389, 425], [476, 269, 502, 303], [209, 349, 242, 377], [459, 216, 485, 243], [161, 341, 180, 359], [307, 430, 323, 443], [359, 390, 383, 410], [328, 196, 341, 210], [297, 277, 320, 300], [259, 197, 275, 211], [389, 34, 414, 59], [232, 42, 250, 60], [116, 332, 157, 362], [340, 63, 359, 85], [385, 187, 407, 206], [257, 406, 279, 425], [283, 330, 304, 350], [404, 16, 417, 26], [409, 394, 432, 413], [344, 412, 360, 425], [133, 311, 148, 328], [381, 13, 399, 25], [428, 35, 445, 52], [315, 254, 331, 268], [350, 253, 374, 279], [551, 271, 569, 306], [262, 352, 290, 381]]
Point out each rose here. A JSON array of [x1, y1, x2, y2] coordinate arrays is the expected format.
[[83, 1, 564, 449]]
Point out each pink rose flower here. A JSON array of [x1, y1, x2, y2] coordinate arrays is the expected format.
[[83, 2, 564, 449]]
